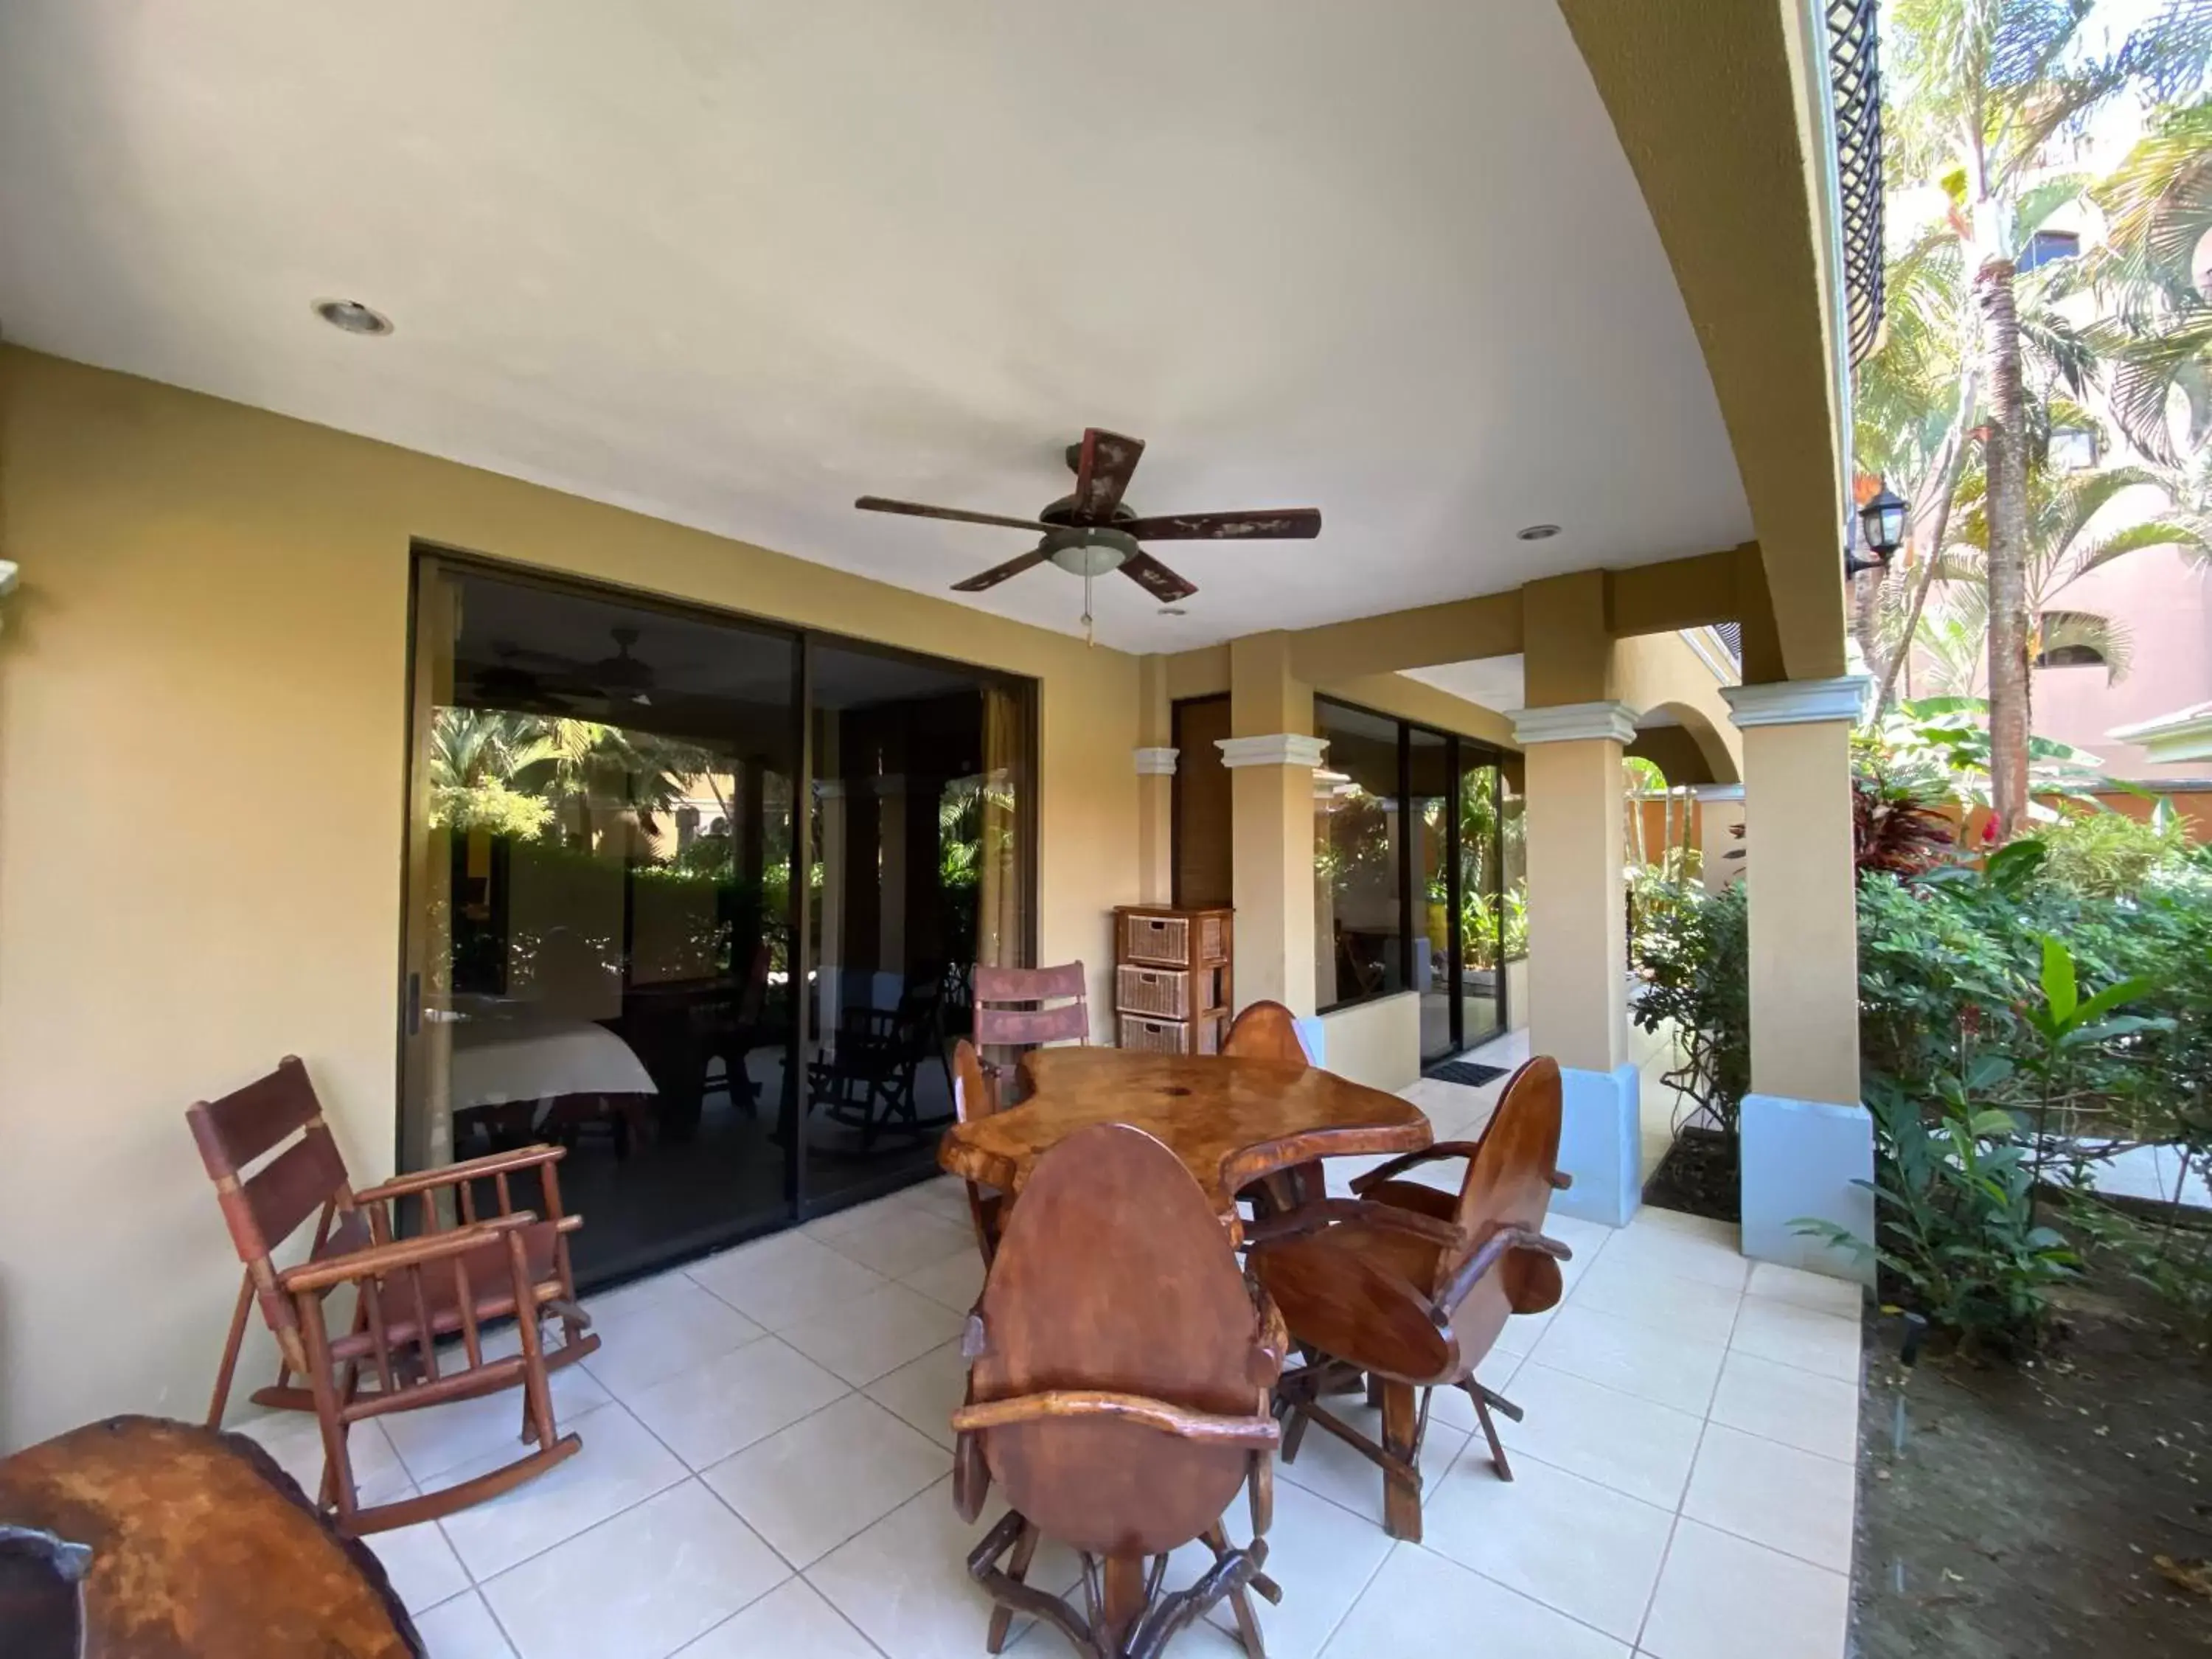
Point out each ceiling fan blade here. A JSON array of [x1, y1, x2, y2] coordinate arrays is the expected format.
[[1117, 508, 1322, 540], [856, 495, 1054, 533], [1072, 429, 1145, 520], [1119, 550, 1198, 603], [951, 549, 1051, 592]]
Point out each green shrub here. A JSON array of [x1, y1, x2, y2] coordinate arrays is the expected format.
[[1630, 878, 1750, 1147], [2034, 803, 2193, 899]]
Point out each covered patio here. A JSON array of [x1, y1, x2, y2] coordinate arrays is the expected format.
[[0, 2, 1877, 1657]]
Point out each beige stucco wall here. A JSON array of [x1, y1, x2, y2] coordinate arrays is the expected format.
[[0, 347, 1143, 1450], [1313, 991, 1422, 1094]]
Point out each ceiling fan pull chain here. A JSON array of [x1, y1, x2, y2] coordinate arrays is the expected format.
[[1082, 567, 1095, 647]]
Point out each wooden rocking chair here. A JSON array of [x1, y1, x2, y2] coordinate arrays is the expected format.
[[1248, 1055, 1573, 1543], [188, 1056, 598, 1537], [953, 1121, 1287, 1658]]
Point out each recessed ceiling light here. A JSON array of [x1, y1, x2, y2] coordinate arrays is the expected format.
[[1158, 607, 1190, 617], [313, 298, 394, 336], [1516, 524, 1561, 541]]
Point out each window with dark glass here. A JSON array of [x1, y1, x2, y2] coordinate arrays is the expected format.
[[2020, 228, 2080, 272]]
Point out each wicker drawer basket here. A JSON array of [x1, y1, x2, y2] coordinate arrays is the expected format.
[[1117, 1012, 1225, 1055], [1121, 911, 1190, 967], [1116, 964, 1192, 1020]]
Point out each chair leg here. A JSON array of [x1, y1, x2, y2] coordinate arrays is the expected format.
[[206, 1272, 257, 1429], [985, 1517, 1040, 1655], [1204, 1523, 1268, 1659], [1279, 1404, 1310, 1464], [1378, 1379, 1423, 1543], [1464, 1379, 1518, 1482]]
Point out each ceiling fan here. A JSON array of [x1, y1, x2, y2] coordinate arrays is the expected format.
[[490, 626, 656, 707], [855, 428, 1321, 638]]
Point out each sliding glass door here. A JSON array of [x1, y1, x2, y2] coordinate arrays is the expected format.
[[400, 552, 1032, 1287], [1313, 698, 1508, 1062]]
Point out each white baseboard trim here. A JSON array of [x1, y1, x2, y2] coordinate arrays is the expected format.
[[1554, 1063, 1641, 1228], [1741, 1092, 1875, 1284]]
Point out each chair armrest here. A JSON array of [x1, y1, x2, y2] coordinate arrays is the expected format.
[[279, 1214, 537, 1295], [1242, 1197, 1463, 1251], [351, 1144, 569, 1206], [1347, 1141, 1486, 1196], [1433, 1226, 1573, 1320], [951, 1391, 1281, 1450]]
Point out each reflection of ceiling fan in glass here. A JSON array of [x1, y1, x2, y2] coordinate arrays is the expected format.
[[855, 428, 1321, 639], [481, 626, 655, 711]]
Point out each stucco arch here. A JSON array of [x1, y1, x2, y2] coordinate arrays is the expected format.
[[1627, 700, 1739, 787]]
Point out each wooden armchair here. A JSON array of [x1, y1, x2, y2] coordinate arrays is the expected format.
[[972, 961, 1088, 1106], [1247, 1055, 1572, 1543], [1222, 1001, 1322, 1221], [953, 1121, 1286, 1658], [949, 1037, 1007, 1270], [188, 1057, 597, 1537]]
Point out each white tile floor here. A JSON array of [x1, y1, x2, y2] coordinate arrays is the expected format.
[[238, 1065, 1863, 1659]]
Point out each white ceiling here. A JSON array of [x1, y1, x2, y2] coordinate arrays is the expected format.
[[0, 1, 1750, 653], [1408, 655, 1526, 717]]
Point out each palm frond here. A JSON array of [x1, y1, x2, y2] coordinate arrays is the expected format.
[[2034, 606, 2134, 682], [2093, 313, 2212, 463]]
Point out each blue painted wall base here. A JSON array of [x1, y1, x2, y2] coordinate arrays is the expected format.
[[1553, 1062, 1641, 1227], [1741, 1092, 1875, 1284]]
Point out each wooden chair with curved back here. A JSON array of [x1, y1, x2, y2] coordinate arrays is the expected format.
[[1222, 1001, 1321, 1221], [953, 1121, 1287, 1658], [971, 961, 1090, 1106], [1247, 1055, 1573, 1543], [949, 1037, 1008, 1268], [187, 1057, 596, 1537]]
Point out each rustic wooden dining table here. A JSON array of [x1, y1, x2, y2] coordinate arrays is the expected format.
[[936, 1046, 1432, 1244]]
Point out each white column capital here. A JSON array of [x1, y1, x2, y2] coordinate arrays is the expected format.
[[1721, 675, 1869, 728], [1691, 782, 1745, 803], [1512, 701, 1638, 746], [1133, 746, 1180, 776], [1217, 734, 1329, 769]]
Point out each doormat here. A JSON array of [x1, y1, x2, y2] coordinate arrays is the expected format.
[[1423, 1060, 1509, 1087]]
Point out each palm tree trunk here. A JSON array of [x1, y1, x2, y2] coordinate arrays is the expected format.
[[1975, 254, 2034, 840], [1870, 368, 1979, 722]]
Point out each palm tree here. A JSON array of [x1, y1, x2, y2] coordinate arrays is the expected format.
[[1885, 0, 2211, 837], [1927, 459, 2210, 687], [2084, 97, 2212, 465]]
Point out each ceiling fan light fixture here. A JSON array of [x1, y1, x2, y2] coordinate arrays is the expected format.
[[1515, 523, 1561, 541], [1040, 524, 1139, 577]]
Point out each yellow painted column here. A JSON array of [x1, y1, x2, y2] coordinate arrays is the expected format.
[[1722, 675, 1872, 1281], [1513, 700, 1640, 1225], [1135, 654, 1175, 905], [1225, 633, 1320, 1016]]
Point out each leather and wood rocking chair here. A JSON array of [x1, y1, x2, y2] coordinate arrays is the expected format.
[[188, 1056, 599, 1537], [1248, 1055, 1573, 1543], [953, 1121, 1287, 1658]]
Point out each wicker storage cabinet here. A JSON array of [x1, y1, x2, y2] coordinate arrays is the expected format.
[[1112, 905, 1231, 1054]]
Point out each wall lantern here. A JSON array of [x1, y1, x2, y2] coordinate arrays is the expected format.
[[1846, 484, 1909, 575]]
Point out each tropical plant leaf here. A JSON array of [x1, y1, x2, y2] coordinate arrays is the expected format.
[[2039, 934, 2079, 1021]]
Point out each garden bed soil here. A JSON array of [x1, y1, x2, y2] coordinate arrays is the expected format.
[[1641, 1126, 1740, 1223], [1854, 1258, 2212, 1658]]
